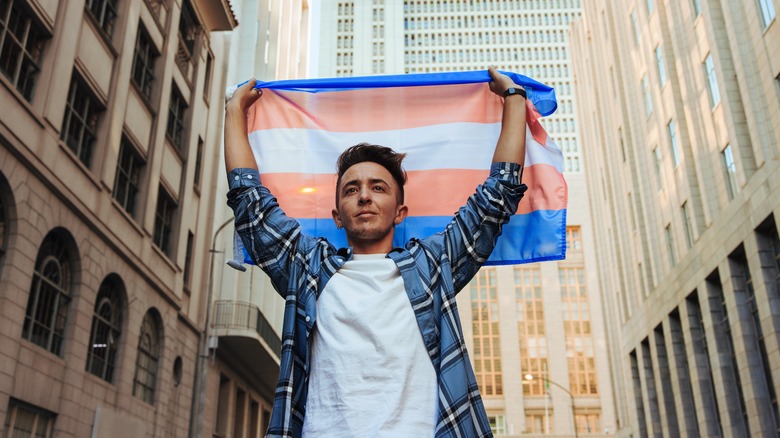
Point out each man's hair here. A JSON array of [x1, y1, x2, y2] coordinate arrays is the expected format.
[[335, 143, 407, 204]]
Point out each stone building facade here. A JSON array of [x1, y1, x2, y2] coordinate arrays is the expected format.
[[0, 0, 235, 436], [570, 0, 780, 436]]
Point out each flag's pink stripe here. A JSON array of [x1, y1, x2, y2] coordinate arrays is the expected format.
[[249, 84, 549, 145], [262, 165, 565, 219], [249, 83, 500, 132]]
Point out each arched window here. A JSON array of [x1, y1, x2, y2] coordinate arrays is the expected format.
[[86, 275, 124, 382], [23, 231, 73, 355], [0, 184, 6, 257], [133, 310, 161, 404]]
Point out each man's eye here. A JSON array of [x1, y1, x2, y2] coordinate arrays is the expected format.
[[345, 187, 357, 194], [373, 185, 384, 191]]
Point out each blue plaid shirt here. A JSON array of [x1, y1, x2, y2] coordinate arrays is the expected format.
[[227, 162, 525, 438]]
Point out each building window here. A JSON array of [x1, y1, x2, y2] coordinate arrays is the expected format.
[[133, 310, 161, 404], [153, 187, 176, 256], [668, 119, 680, 167], [575, 411, 602, 434], [113, 136, 144, 216], [61, 72, 103, 167], [469, 268, 503, 396], [631, 10, 640, 46], [86, 276, 123, 383], [655, 46, 667, 87], [721, 144, 738, 199], [193, 138, 203, 190], [202, 53, 213, 100], [526, 413, 553, 433], [178, 0, 200, 57], [488, 415, 506, 435], [566, 226, 582, 252], [4, 399, 55, 437], [759, 0, 776, 27], [642, 74, 653, 115], [183, 231, 194, 292], [682, 201, 694, 248], [704, 53, 720, 108], [23, 230, 73, 356], [515, 267, 548, 397], [665, 224, 676, 267], [85, 0, 118, 36], [0, 0, 48, 101], [166, 85, 187, 150], [560, 267, 598, 395], [131, 25, 159, 100]]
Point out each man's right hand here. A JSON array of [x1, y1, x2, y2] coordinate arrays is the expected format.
[[226, 78, 263, 115]]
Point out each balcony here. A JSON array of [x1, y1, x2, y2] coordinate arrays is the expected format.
[[212, 300, 281, 391]]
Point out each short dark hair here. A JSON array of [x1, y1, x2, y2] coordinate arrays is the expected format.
[[336, 143, 407, 204]]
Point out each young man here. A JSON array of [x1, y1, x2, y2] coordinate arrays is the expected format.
[[225, 66, 527, 438]]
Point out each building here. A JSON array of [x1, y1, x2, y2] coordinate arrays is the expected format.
[[0, 0, 235, 436], [570, 0, 780, 437], [202, 0, 310, 436], [314, 1, 614, 435]]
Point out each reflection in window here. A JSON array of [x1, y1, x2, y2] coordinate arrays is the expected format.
[[23, 231, 73, 355], [86, 276, 123, 383], [133, 310, 161, 404]]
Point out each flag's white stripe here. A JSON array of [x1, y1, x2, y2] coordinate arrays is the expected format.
[[248, 123, 563, 174]]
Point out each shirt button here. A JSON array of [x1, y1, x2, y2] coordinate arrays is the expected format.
[[305, 316, 311, 322], [247, 174, 253, 179], [234, 175, 239, 181], [513, 171, 518, 176], [500, 169, 506, 175]]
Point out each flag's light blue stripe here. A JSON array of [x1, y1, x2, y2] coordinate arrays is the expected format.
[[241, 210, 567, 266], [246, 70, 557, 117]]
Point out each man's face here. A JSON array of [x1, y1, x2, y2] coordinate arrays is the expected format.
[[332, 162, 408, 253]]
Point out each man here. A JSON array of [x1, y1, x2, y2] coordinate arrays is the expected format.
[[225, 66, 528, 438]]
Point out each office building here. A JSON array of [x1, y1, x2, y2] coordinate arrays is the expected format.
[[570, 0, 780, 436], [315, 1, 614, 435], [204, 0, 310, 436], [0, 0, 236, 436]]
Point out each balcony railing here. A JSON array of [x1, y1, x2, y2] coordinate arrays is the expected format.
[[212, 300, 281, 355]]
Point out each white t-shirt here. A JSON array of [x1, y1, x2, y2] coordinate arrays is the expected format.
[[301, 254, 438, 437]]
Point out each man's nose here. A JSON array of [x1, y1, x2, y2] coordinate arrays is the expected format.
[[358, 187, 372, 204]]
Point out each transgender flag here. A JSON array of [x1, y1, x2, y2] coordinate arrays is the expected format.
[[239, 70, 567, 265]]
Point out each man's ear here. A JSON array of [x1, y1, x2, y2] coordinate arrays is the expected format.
[[394, 205, 409, 225], [332, 208, 342, 229]]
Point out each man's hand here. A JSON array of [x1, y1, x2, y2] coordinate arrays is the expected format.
[[488, 66, 524, 97], [224, 79, 263, 172], [487, 66, 527, 165], [226, 78, 262, 116]]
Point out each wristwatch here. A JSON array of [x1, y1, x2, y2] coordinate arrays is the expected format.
[[503, 87, 527, 99]]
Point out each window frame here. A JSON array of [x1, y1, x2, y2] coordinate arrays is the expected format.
[[61, 71, 104, 168], [86, 276, 123, 383], [112, 135, 145, 217], [131, 24, 159, 101], [4, 399, 55, 438], [22, 231, 73, 356], [152, 186, 177, 256], [165, 84, 188, 151], [0, 0, 49, 101], [85, 0, 119, 37], [132, 311, 161, 404]]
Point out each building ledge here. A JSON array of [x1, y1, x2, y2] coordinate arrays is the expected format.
[[193, 0, 238, 31]]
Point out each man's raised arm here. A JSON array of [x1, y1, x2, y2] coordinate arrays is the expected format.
[[487, 66, 527, 166], [225, 79, 263, 172]]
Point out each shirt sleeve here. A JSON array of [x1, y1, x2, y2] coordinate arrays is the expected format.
[[226, 168, 320, 294], [419, 161, 527, 293]]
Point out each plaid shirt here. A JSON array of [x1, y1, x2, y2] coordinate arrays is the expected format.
[[227, 162, 525, 438]]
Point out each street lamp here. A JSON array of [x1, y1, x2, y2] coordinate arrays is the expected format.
[[524, 373, 579, 438], [189, 217, 245, 437]]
